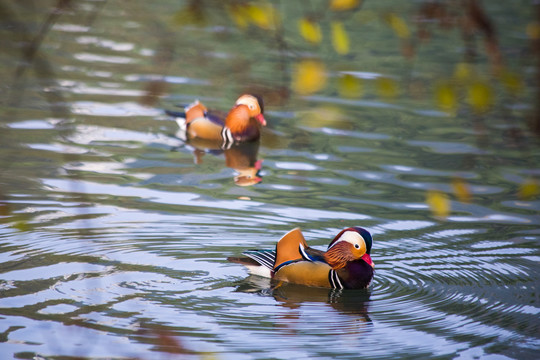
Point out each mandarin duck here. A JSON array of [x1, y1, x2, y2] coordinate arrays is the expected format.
[[228, 227, 374, 289], [167, 94, 266, 149]]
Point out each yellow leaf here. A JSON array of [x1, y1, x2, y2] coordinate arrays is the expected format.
[[526, 22, 540, 40], [338, 74, 362, 98], [299, 106, 346, 128], [467, 80, 493, 113], [0, 203, 9, 216], [330, 0, 361, 11], [454, 63, 472, 83], [172, 4, 206, 26], [452, 177, 471, 203], [299, 18, 322, 44], [247, 3, 277, 30], [426, 190, 450, 218], [376, 77, 399, 99], [500, 70, 523, 96], [519, 179, 539, 200], [227, 5, 250, 29], [292, 59, 327, 95], [13, 221, 31, 232], [435, 81, 457, 113], [384, 13, 410, 39], [331, 21, 350, 55]]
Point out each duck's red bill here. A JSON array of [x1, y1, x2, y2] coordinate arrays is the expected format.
[[362, 253, 374, 268], [255, 113, 266, 126]]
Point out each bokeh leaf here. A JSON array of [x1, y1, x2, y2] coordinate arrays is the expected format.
[[384, 13, 410, 39], [435, 81, 457, 113], [376, 77, 399, 99], [526, 22, 540, 39], [173, 3, 206, 26], [331, 21, 350, 55], [299, 17, 322, 44], [519, 179, 539, 200], [452, 177, 472, 203], [13, 221, 31, 232], [247, 3, 277, 30], [227, 5, 250, 29], [329, 0, 361, 11], [453, 62, 472, 83], [298, 106, 347, 128], [499, 70, 523, 96], [426, 190, 450, 218], [292, 59, 327, 95], [338, 74, 362, 98], [467, 80, 494, 113]]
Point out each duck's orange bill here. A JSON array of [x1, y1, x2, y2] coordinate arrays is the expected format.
[[255, 113, 267, 126], [362, 253, 374, 268]]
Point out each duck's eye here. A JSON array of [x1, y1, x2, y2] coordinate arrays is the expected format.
[[249, 104, 255, 110], [354, 244, 360, 249]]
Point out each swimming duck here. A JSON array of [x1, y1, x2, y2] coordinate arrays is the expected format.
[[228, 227, 374, 289], [167, 94, 266, 148]]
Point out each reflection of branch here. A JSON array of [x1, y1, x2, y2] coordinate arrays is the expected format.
[[1, 0, 72, 119], [463, 0, 502, 71]]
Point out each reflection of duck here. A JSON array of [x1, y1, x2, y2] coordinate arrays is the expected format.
[[167, 94, 266, 149], [234, 276, 371, 321], [224, 142, 262, 186], [228, 227, 375, 289], [179, 138, 262, 186]]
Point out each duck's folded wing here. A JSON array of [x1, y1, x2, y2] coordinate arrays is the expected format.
[[274, 261, 332, 288]]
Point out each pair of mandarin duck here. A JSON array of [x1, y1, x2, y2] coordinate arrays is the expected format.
[[167, 94, 374, 289]]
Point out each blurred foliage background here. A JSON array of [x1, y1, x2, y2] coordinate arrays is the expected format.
[[2, 0, 538, 214]]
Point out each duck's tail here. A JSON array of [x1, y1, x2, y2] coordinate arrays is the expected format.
[[165, 109, 188, 141]]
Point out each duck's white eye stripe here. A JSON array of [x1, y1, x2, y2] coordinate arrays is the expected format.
[[328, 231, 364, 249]]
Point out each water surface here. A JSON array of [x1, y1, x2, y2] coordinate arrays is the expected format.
[[0, 1, 539, 359]]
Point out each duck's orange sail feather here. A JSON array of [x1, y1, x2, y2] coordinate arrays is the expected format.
[[274, 228, 308, 270]]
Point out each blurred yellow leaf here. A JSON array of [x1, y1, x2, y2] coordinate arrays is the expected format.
[[299, 106, 347, 128], [0, 203, 9, 216], [526, 22, 540, 39], [453, 63, 472, 83], [435, 81, 457, 113], [452, 177, 472, 203], [467, 80, 494, 113], [330, 0, 361, 11], [172, 3, 206, 26], [426, 190, 450, 218], [338, 74, 363, 98], [384, 13, 410, 39], [13, 221, 30, 232], [299, 18, 322, 44], [519, 179, 539, 200], [500, 70, 523, 96], [227, 5, 250, 29], [331, 21, 350, 55], [247, 3, 277, 30], [376, 77, 399, 99], [292, 59, 327, 95]]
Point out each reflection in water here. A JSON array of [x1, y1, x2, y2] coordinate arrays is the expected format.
[[177, 139, 262, 186], [235, 276, 372, 324]]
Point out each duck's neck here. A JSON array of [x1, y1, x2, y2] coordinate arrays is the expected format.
[[225, 105, 259, 139]]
